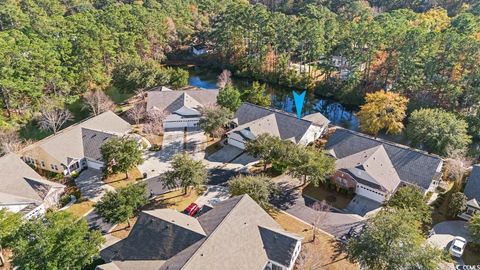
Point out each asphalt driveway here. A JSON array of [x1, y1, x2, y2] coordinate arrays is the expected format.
[[195, 185, 230, 207], [75, 169, 114, 202], [428, 220, 470, 249], [138, 129, 184, 178]]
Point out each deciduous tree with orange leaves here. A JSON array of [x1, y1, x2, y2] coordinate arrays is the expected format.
[[357, 90, 408, 137]]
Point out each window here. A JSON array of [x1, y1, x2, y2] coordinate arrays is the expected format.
[[272, 264, 283, 270]]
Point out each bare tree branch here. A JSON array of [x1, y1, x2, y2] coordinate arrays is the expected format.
[[296, 243, 324, 270], [311, 200, 331, 243], [82, 90, 114, 116], [0, 129, 26, 155], [127, 103, 146, 125], [217, 69, 232, 89], [143, 109, 166, 135], [37, 103, 73, 134]]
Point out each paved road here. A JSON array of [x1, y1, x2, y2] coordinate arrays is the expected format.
[[85, 210, 115, 234]]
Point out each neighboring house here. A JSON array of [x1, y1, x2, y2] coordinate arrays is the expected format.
[[18, 111, 132, 175], [98, 195, 302, 270], [0, 153, 65, 218], [326, 128, 443, 203], [227, 103, 330, 150], [459, 165, 480, 220], [146, 87, 218, 129], [191, 44, 208, 56], [331, 55, 366, 80]]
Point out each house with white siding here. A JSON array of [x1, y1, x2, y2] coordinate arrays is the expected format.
[[18, 111, 132, 175], [227, 103, 330, 150], [0, 153, 65, 218], [146, 86, 218, 129]]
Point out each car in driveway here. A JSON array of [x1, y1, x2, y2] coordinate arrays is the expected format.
[[183, 203, 200, 217], [449, 236, 467, 257]]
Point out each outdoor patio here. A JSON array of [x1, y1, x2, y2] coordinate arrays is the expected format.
[[302, 183, 354, 210]]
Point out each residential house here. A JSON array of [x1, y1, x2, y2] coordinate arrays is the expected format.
[[191, 44, 208, 56], [331, 55, 366, 80], [98, 195, 302, 270], [18, 111, 132, 175], [0, 153, 65, 218], [459, 165, 480, 220], [227, 103, 330, 150], [146, 87, 218, 129], [326, 128, 443, 203]]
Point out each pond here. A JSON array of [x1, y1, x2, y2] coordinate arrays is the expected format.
[[187, 67, 360, 130]]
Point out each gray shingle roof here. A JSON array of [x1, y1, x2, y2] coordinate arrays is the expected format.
[[104, 211, 206, 262], [326, 128, 443, 190], [100, 195, 301, 270], [146, 89, 218, 113], [335, 145, 401, 192], [81, 128, 116, 161], [231, 103, 328, 143], [259, 226, 299, 266], [0, 153, 65, 206], [20, 111, 131, 165], [465, 165, 480, 209]]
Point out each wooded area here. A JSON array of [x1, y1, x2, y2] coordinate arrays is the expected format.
[[1, 0, 480, 144]]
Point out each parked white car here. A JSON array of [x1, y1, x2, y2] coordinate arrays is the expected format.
[[449, 236, 467, 257]]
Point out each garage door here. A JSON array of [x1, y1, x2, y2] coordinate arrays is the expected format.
[[355, 184, 386, 202], [227, 137, 245, 150], [87, 160, 104, 170], [164, 121, 188, 129]]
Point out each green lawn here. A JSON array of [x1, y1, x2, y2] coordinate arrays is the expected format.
[[106, 86, 135, 104], [19, 120, 52, 141], [463, 243, 480, 265], [67, 98, 90, 122]]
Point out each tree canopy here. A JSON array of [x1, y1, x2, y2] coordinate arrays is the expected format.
[[217, 84, 242, 112], [357, 90, 408, 136], [469, 213, 480, 245], [448, 191, 467, 217], [8, 211, 104, 270], [245, 134, 286, 171], [101, 136, 143, 178], [407, 108, 471, 156], [229, 175, 274, 209], [347, 208, 443, 270], [163, 153, 208, 194], [288, 147, 336, 186], [386, 185, 432, 225], [199, 106, 233, 138], [95, 183, 148, 228]]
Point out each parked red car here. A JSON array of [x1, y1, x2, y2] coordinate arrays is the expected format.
[[183, 203, 200, 217]]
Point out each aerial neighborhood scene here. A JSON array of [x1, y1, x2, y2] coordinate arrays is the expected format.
[[1, 0, 480, 269]]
